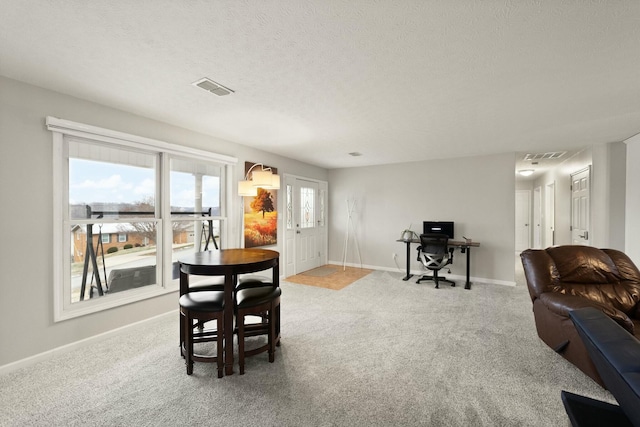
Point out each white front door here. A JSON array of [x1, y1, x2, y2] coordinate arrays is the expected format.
[[571, 166, 591, 245], [295, 178, 322, 273], [515, 190, 531, 252]]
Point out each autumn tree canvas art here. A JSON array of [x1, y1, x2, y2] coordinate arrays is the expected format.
[[244, 162, 278, 248]]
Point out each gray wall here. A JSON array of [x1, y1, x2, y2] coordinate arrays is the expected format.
[[608, 142, 627, 250], [327, 153, 516, 285], [0, 76, 327, 367], [531, 143, 626, 250], [626, 133, 640, 262]]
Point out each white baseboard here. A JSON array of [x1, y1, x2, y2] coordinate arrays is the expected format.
[[0, 310, 176, 376], [328, 260, 517, 287]]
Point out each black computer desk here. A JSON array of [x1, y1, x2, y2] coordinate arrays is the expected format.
[[397, 239, 481, 290]]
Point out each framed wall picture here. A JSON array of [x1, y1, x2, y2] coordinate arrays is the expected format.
[[243, 162, 278, 248]]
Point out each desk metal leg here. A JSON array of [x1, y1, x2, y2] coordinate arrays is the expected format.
[[464, 247, 472, 290], [403, 241, 413, 281]]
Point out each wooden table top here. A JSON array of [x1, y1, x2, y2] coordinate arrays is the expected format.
[[179, 248, 280, 276], [179, 248, 278, 266]]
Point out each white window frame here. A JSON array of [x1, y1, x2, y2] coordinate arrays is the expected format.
[[118, 234, 127, 243], [48, 117, 237, 321]]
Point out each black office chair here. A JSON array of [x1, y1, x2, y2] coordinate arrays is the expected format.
[[416, 233, 455, 288]]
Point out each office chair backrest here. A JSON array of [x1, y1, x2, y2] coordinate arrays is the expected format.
[[419, 233, 449, 257]]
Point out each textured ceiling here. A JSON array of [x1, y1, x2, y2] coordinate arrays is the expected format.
[[1, 0, 639, 169]]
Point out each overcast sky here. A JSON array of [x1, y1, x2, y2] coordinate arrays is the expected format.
[[69, 159, 220, 208]]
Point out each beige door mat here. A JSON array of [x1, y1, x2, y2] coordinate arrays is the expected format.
[[285, 264, 373, 290]]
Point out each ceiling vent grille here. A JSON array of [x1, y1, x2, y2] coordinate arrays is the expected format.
[[523, 151, 567, 161], [192, 78, 234, 96]]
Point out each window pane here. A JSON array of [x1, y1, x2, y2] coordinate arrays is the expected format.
[[170, 158, 222, 216], [169, 219, 221, 285], [286, 184, 293, 230], [69, 154, 156, 220], [319, 189, 326, 227], [300, 186, 315, 229], [169, 157, 223, 286], [70, 222, 158, 303]]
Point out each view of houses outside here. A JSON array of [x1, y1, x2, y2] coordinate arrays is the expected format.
[[69, 158, 221, 303]]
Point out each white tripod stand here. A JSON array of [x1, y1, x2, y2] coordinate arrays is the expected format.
[[341, 198, 362, 270]]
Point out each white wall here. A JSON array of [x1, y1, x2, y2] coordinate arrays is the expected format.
[[327, 153, 516, 284], [0, 76, 327, 367]]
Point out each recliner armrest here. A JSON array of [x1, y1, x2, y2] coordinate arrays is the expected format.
[[538, 292, 635, 334], [569, 308, 640, 426]]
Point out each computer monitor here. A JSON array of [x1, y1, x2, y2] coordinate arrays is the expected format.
[[423, 221, 455, 239]]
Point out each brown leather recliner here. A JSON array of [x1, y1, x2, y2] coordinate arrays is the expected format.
[[520, 245, 640, 387]]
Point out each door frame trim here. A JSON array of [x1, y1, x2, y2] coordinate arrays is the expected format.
[[515, 189, 531, 251]]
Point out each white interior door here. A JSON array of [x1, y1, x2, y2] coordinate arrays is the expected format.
[[533, 186, 542, 248], [295, 178, 321, 273], [515, 190, 531, 252], [571, 166, 591, 245], [544, 181, 555, 247]]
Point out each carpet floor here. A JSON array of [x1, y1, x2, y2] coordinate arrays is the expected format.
[[0, 263, 614, 426]]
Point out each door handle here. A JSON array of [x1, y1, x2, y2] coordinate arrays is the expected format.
[[579, 231, 589, 240], [296, 231, 301, 234]]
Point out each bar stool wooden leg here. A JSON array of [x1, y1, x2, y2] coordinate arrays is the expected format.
[[238, 311, 246, 375], [268, 303, 275, 363], [184, 311, 194, 375], [215, 315, 224, 378]]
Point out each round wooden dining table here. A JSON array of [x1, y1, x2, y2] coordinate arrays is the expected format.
[[179, 248, 279, 376]]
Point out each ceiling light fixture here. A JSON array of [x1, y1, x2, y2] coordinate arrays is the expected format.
[[518, 169, 535, 177], [238, 163, 280, 197]]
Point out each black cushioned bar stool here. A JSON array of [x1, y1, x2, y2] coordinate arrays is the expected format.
[[235, 285, 281, 375], [189, 275, 226, 291], [179, 291, 225, 378], [236, 274, 273, 291]]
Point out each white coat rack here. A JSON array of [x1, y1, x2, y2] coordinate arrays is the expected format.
[[342, 198, 362, 270]]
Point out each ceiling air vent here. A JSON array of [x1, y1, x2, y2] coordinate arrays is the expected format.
[[523, 151, 567, 161], [192, 78, 234, 96]]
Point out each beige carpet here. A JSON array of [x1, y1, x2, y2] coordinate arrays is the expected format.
[[285, 264, 373, 290]]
